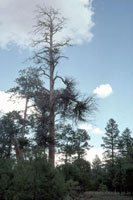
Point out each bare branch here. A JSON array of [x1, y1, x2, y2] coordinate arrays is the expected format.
[[34, 54, 50, 64], [53, 38, 71, 48], [40, 67, 50, 78], [27, 104, 36, 109], [54, 75, 66, 83], [55, 55, 68, 62]]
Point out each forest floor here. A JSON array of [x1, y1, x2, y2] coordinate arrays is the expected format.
[[79, 192, 133, 200], [65, 192, 133, 200]]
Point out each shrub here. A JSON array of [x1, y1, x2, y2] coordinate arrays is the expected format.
[[0, 150, 68, 200], [98, 183, 108, 192]]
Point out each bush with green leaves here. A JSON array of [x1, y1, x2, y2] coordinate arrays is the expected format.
[[0, 158, 14, 199], [0, 149, 69, 200], [98, 183, 108, 192], [59, 158, 91, 192]]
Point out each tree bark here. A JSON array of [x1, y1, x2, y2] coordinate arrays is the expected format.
[[49, 21, 55, 167], [22, 97, 28, 138], [14, 135, 20, 158], [19, 97, 29, 157]]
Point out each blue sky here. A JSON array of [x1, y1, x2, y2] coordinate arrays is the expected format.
[[0, 0, 133, 160]]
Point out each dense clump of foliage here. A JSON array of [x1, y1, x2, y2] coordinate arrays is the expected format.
[[0, 116, 133, 199], [58, 158, 91, 191], [0, 149, 69, 200]]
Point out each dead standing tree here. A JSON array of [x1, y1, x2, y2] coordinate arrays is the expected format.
[[32, 6, 71, 167]]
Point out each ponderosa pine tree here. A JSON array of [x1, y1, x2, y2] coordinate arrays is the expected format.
[[101, 118, 119, 163], [91, 155, 103, 191], [101, 118, 120, 191], [31, 6, 72, 167], [8, 67, 44, 157], [56, 124, 75, 163], [73, 128, 91, 159], [118, 128, 133, 157], [0, 111, 25, 158], [8, 67, 44, 138], [30, 6, 97, 167], [56, 124, 91, 163]]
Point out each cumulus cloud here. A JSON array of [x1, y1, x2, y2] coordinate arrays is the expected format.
[[85, 147, 104, 163], [0, 91, 33, 114], [79, 123, 93, 131], [79, 123, 104, 135], [0, 0, 94, 49], [93, 84, 113, 98], [56, 147, 104, 165], [91, 128, 104, 134]]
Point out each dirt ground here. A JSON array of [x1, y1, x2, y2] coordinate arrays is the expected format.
[[80, 192, 133, 200]]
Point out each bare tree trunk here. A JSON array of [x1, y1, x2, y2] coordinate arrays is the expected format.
[[49, 78, 55, 167], [14, 135, 20, 158], [49, 22, 55, 167], [22, 97, 28, 138], [65, 153, 68, 164], [32, 7, 71, 167], [19, 97, 29, 157], [78, 151, 80, 160]]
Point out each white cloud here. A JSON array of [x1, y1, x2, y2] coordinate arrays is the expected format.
[[85, 147, 104, 163], [93, 84, 113, 98], [56, 147, 104, 165], [0, 0, 94, 49], [91, 128, 104, 134], [79, 124, 93, 131], [79, 123, 104, 135], [0, 91, 33, 114]]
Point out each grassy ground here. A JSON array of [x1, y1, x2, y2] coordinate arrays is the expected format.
[[82, 192, 133, 200]]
